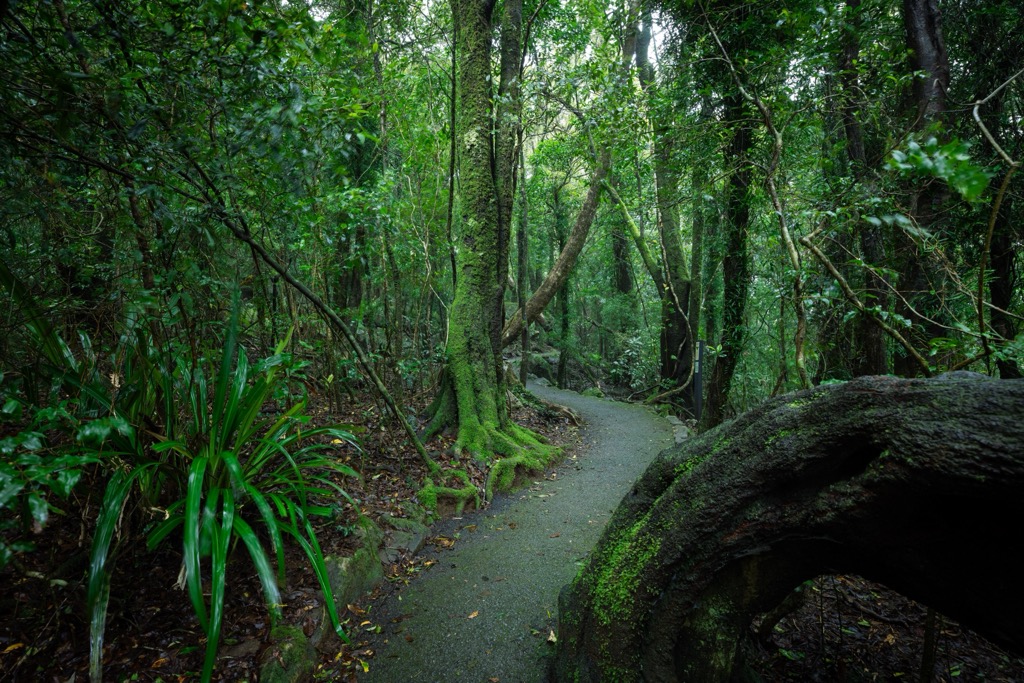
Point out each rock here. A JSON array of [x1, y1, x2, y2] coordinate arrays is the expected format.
[[259, 625, 315, 683], [378, 516, 430, 565], [311, 516, 386, 652], [327, 517, 385, 609]]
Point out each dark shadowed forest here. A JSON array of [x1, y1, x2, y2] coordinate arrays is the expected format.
[[1, 0, 1021, 680]]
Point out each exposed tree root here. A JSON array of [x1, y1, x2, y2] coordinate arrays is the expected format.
[[424, 377, 561, 504], [417, 469, 480, 516]]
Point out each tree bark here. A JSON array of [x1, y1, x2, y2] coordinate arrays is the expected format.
[[554, 373, 1024, 682], [893, 0, 951, 377], [840, 0, 889, 377], [637, 11, 695, 411], [501, 150, 611, 347], [701, 95, 752, 429], [426, 0, 555, 478], [429, 0, 509, 453]]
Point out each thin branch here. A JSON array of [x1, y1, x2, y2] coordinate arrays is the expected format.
[[972, 68, 1022, 368], [800, 234, 932, 376]]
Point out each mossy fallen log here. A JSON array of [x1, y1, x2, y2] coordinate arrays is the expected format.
[[553, 374, 1024, 682]]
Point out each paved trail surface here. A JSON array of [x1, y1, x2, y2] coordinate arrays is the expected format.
[[360, 384, 673, 683]]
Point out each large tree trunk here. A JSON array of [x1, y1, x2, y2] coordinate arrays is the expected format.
[[893, 0, 951, 377], [553, 374, 1024, 682], [839, 0, 889, 377], [427, 0, 555, 483], [428, 0, 509, 453]]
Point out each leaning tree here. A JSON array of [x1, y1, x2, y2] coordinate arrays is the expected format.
[[553, 373, 1024, 682]]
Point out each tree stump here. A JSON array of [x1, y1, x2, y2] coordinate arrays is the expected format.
[[553, 374, 1024, 682]]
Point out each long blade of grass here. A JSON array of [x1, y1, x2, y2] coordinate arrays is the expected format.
[[280, 500, 349, 644], [184, 455, 209, 631], [0, 260, 78, 373], [232, 516, 282, 623], [222, 452, 286, 581], [201, 487, 233, 683], [87, 465, 153, 683]]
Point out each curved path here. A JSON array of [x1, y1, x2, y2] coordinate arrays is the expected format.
[[360, 383, 674, 683]]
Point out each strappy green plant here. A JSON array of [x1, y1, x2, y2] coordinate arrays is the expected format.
[[138, 322, 359, 682], [3, 266, 360, 682]]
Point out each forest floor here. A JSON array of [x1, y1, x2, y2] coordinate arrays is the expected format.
[[2, 382, 1023, 682]]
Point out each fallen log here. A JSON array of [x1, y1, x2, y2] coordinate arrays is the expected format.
[[553, 373, 1024, 682]]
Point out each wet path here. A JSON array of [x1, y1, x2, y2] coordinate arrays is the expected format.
[[360, 384, 673, 683]]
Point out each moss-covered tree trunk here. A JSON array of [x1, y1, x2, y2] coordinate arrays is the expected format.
[[428, 0, 506, 454], [553, 374, 1024, 682], [425, 0, 555, 496]]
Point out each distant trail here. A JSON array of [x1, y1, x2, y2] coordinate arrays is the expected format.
[[360, 383, 674, 683]]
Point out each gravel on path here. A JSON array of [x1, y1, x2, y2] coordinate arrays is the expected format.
[[359, 383, 674, 683]]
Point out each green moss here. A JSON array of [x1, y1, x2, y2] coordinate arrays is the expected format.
[[786, 397, 814, 409], [685, 593, 740, 676], [260, 625, 314, 683], [674, 450, 711, 478], [480, 423, 561, 500], [590, 512, 661, 627], [417, 469, 480, 515]]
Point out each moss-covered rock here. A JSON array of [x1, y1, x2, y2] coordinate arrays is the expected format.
[[554, 375, 1024, 682], [325, 517, 385, 612], [259, 625, 315, 683], [379, 515, 431, 564]]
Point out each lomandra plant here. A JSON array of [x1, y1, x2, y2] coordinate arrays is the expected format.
[[78, 316, 360, 682]]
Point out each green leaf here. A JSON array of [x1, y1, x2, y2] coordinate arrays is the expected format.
[[77, 416, 133, 444], [26, 492, 48, 528], [88, 465, 154, 682]]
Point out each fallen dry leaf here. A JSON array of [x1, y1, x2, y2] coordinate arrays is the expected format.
[[468, 611, 479, 619]]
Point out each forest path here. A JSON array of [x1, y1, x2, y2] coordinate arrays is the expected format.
[[359, 383, 674, 683]]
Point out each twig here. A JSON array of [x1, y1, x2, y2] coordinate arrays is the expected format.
[[972, 68, 1022, 370]]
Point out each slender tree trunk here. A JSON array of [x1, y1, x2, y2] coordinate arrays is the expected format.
[[611, 218, 634, 295], [635, 12, 695, 410], [701, 95, 753, 430], [501, 150, 611, 347], [893, 0, 950, 376], [990, 190, 1021, 379], [517, 144, 530, 385]]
